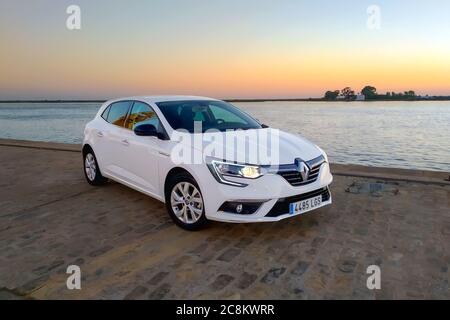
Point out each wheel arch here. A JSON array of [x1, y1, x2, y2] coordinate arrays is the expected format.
[[164, 167, 197, 198], [82, 143, 93, 156]]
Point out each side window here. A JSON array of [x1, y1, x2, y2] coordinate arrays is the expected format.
[[101, 106, 110, 120], [209, 105, 247, 124], [106, 101, 131, 127], [125, 101, 161, 131]]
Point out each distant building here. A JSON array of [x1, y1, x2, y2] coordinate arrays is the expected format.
[[355, 93, 365, 101]]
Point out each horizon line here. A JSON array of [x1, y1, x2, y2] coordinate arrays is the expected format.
[[2, 96, 450, 103]]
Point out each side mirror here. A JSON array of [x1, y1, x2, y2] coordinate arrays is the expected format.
[[261, 124, 269, 128], [134, 124, 158, 137]]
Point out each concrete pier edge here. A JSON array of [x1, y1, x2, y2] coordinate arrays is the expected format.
[[1, 138, 449, 186]]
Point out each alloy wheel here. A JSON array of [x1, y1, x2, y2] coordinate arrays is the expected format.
[[85, 153, 97, 181], [170, 182, 204, 224]]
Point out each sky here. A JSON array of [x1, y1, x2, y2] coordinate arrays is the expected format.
[[1, 0, 450, 99]]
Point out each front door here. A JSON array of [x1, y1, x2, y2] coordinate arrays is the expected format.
[[120, 101, 166, 196]]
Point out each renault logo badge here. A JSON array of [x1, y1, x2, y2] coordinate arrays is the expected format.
[[295, 158, 310, 181]]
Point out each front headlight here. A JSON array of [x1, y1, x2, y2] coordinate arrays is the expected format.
[[207, 159, 263, 187], [214, 161, 262, 179]]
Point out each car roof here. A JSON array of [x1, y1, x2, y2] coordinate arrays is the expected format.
[[108, 95, 220, 104]]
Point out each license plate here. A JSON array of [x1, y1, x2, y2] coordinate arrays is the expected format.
[[289, 195, 323, 215]]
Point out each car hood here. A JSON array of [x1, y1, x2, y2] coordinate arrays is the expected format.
[[177, 128, 323, 165]]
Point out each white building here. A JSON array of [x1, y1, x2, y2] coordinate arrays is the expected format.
[[355, 93, 366, 101]]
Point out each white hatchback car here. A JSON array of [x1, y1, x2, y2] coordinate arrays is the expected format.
[[83, 96, 333, 230]]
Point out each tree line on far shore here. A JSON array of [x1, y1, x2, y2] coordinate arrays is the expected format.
[[324, 86, 418, 101]]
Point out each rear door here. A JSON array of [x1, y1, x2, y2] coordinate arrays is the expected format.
[[97, 101, 132, 178]]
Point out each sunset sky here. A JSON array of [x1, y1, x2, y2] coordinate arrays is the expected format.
[[1, 0, 450, 99]]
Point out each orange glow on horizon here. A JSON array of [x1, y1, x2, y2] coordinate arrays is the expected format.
[[1, 1, 450, 99]]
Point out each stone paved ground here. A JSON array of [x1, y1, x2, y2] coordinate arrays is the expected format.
[[0, 145, 449, 299]]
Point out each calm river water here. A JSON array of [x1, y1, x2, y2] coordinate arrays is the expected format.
[[0, 101, 449, 171]]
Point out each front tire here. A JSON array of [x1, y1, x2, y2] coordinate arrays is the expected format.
[[165, 172, 208, 231], [83, 149, 108, 186]]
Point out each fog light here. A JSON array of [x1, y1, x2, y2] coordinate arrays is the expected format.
[[218, 201, 264, 215]]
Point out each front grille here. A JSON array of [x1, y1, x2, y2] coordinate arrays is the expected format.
[[277, 155, 325, 186], [266, 187, 330, 217]]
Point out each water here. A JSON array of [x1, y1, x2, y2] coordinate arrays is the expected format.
[[0, 101, 449, 172], [0, 102, 100, 144]]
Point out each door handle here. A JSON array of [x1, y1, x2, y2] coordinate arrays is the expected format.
[[121, 139, 129, 146], [96, 131, 104, 137]]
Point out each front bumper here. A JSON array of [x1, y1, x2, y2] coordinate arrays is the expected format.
[[201, 162, 333, 223]]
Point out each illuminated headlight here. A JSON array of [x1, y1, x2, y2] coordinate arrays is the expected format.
[[214, 162, 262, 179], [207, 159, 263, 187]]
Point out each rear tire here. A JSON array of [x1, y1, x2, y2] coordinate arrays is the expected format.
[[83, 149, 108, 186], [165, 172, 208, 231]]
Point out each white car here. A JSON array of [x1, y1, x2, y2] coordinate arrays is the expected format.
[[83, 96, 333, 230]]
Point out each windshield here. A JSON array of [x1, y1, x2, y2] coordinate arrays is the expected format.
[[156, 100, 262, 133]]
